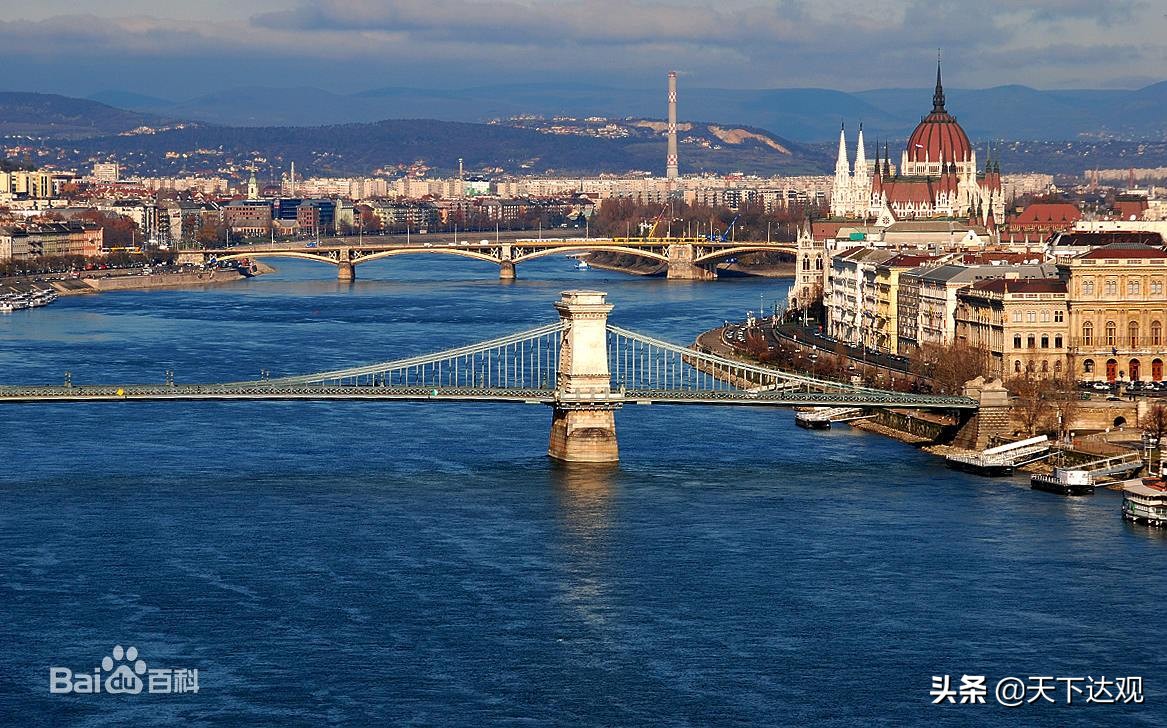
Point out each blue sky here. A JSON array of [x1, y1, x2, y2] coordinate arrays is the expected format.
[[0, 0, 1163, 98]]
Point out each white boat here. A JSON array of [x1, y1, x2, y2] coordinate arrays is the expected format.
[[0, 301, 13, 313], [1122, 478, 1167, 525], [574, 260, 589, 270]]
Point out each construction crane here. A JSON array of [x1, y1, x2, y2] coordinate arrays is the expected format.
[[707, 214, 740, 242]]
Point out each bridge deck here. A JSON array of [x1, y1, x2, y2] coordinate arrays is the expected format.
[[0, 384, 976, 408]]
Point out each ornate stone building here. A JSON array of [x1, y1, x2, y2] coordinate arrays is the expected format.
[[830, 61, 1006, 227], [955, 278, 1070, 379], [1063, 243, 1167, 383]]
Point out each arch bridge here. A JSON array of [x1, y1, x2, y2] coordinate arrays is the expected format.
[[0, 290, 980, 464], [187, 237, 797, 281]]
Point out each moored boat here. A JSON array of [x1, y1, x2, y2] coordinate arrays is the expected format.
[[1121, 477, 1167, 525], [1031, 468, 1094, 496]]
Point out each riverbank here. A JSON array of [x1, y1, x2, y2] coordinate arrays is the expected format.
[[585, 251, 794, 278], [0, 262, 273, 298]]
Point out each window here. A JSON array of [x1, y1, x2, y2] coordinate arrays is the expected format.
[[1041, 311, 1050, 323], [1153, 321, 1162, 347], [1055, 335, 1063, 349], [1083, 279, 1095, 295], [1083, 359, 1095, 374], [1054, 360, 1063, 374], [1012, 311, 1022, 323], [1027, 311, 1037, 323], [1105, 279, 1117, 295], [1041, 360, 1049, 373], [1013, 334, 1022, 349], [1083, 321, 1094, 345], [1129, 321, 1140, 347], [1128, 280, 1141, 295], [1152, 280, 1163, 295], [1028, 335, 1036, 349], [1041, 334, 1050, 349], [1054, 310, 1064, 323], [1106, 321, 1117, 346], [1015, 360, 1022, 373]]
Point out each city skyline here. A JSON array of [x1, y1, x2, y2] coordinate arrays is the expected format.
[[0, 0, 1164, 98]]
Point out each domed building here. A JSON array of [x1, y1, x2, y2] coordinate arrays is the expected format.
[[830, 60, 1005, 227]]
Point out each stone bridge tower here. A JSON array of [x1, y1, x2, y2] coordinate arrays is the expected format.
[[548, 290, 620, 462]]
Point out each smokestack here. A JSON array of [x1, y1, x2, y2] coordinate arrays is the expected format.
[[666, 71, 679, 180]]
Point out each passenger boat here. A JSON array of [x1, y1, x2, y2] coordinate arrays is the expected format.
[[794, 407, 832, 430], [1030, 468, 1094, 496], [1121, 477, 1167, 526]]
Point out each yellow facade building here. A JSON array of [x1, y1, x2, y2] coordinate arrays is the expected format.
[[1063, 243, 1167, 383]]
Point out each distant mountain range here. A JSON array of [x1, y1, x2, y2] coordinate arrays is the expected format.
[[55, 116, 827, 178], [83, 81, 1167, 142], [0, 92, 172, 140], [4, 88, 1167, 179]]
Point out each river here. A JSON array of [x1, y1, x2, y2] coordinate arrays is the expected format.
[[1, 256, 1163, 726]]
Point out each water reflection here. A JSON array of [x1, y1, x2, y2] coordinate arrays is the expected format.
[[550, 462, 619, 634], [551, 461, 618, 546]]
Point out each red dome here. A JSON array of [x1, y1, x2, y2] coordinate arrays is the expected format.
[[903, 59, 972, 165], [905, 110, 971, 164]]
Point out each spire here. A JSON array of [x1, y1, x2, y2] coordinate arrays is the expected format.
[[883, 142, 891, 177], [932, 49, 946, 113], [834, 123, 850, 175], [855, 122, 867, 176]]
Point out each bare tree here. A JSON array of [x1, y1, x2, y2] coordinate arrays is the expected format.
[[1048, 379, 1082, 439], [911, 341, 992, 395], [1007, 372, 1050, 436], [1146, 403, 1167, 446]]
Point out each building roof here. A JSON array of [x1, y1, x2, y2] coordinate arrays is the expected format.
[[904, 60, 972, 165], [1078, 242, 1167, 259], [1013, 203, 1081, 225], [964, 277, 1067, 295], [914, 263, 1057, 284], [879, 253, 936, 268], [1050, 231, 1164, 247], [884, 220, 987, 234]]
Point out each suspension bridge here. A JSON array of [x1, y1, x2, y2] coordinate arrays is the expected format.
[[0, 290, 977, 462], [187, 236, 797, 281]]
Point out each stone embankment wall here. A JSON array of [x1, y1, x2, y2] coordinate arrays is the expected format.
[[82, 269, 254, 292]]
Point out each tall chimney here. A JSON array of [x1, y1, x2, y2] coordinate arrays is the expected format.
[[666, 71, 679, 180]]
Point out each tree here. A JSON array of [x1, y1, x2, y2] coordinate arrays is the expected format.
[[910, 341, 992, 396], [1146, 403, 1167, 447], [74, 210, 137, 247], [1007, 372, 1051, 436], [1047, 379, 1082, 440]]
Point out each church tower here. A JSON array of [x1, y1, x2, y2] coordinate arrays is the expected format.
[[852, 123, 871, 219], [830, 123, 852, 218], [246, 166, 260, 200]]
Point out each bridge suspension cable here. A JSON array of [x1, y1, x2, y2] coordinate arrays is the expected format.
[[251, 322, 566, 391]]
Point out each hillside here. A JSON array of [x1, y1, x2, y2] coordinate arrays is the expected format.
[[85, 81, 1167, 142], [0, 92, 176, 139], [62, 117, 830, 177]]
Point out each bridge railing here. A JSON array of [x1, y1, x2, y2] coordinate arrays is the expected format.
[[605, 325, 976, 408], [245, 322, 566, 391]]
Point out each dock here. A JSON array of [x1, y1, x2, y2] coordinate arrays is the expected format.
[[945, 435, 1052, 476], [794, 407, 870, 430]]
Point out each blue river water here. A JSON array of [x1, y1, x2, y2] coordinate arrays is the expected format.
[[1, 256, 1164, 727]]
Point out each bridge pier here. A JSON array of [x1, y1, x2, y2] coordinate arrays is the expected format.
[[666, 244, 717, 280], [337, 249, 355, 282], [952, 376, 1012, 450], [548, 290, 620, 463], [499, 260, 516, 281]]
